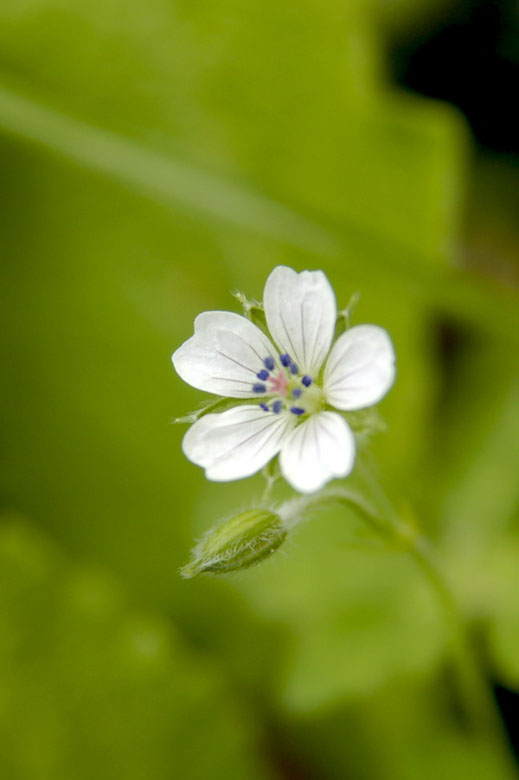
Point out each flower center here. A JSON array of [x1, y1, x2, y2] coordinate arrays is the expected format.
[[253, 353, 324, 417]]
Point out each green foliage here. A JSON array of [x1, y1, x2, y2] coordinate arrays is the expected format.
[[0, 519, 276, 780], [0, 0, 517, 777]]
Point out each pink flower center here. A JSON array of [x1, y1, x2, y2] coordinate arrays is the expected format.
[[267, 370, 289, 397], [253, 353, 315, 417]]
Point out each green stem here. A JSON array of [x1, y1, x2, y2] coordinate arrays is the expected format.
[[282, 485, 517, 777], [261, 459, 280, 503], [411, 538, 506, 736]]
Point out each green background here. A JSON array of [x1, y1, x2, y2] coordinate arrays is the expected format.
[[1, 0, 517, 778]]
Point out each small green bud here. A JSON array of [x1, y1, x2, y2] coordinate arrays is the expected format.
[[181, 509, 286, 578]]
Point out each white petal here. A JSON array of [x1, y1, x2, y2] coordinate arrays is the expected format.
[[182, 405, 294, 481], [263, 266, 337, 377], [279, 412, 355, 493], [323, 325, 395, 411], [172, 311, 277, 398]]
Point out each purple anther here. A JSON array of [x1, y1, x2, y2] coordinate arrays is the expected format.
[[253, 383, 267, 393], [257, 369, 269, 380], [290, 362, 298, 375], [280, 353, 291, 367], [302, 375, 312, 387], [264, 356, 275, 371], [272, 400, 283, 414], [290, 406, 305, 416], [292, 388, 302, 399], [259, 402, 269, 412]]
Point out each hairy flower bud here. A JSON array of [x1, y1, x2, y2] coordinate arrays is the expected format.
[[181, 509, 286, 578]]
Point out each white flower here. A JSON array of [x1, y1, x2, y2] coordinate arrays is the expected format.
[[172, 266, 395, 493]]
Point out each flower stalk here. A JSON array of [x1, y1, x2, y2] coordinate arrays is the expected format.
[[276, 483, 516, 778]]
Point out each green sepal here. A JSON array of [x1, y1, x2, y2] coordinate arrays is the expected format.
[[172, 396, 256, 424], [231, 290, 269, 335], [341, 407, 387, 441], [334, 291, 361, 339]]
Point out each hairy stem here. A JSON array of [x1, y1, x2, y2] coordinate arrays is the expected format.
[[280, 484, 516, 777]]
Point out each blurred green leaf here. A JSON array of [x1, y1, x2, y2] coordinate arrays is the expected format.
[[0, 518, 277, 780], [281, 678, 516, 780], [1, 0, 517, 337], [437, 378, 519, 685]]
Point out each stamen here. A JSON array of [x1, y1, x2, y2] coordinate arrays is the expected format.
[[302, 375, 312, 387], [259, 402, 269, 412], [289, 362, 298, 375], [272, 400, 283, 414], [280, 353, 291, 367], [264, 356, 275, 371], [253, 383, 267, 393], [290, 406, 305, 416], [292, 388, 302, 399], [257, 369, 269, 380]]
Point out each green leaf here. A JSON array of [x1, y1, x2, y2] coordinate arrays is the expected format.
[[0, 518, 276, 780], [284, 678, 517, 780], [438, 378, 519, 685]]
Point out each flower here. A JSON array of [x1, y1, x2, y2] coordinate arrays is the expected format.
[[172, 266, 395, 493]]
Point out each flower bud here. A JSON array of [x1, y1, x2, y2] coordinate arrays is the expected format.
[[181, 509, 286, 578]]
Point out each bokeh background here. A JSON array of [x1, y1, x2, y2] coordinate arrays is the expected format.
[[1, 1, 518, 778]]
